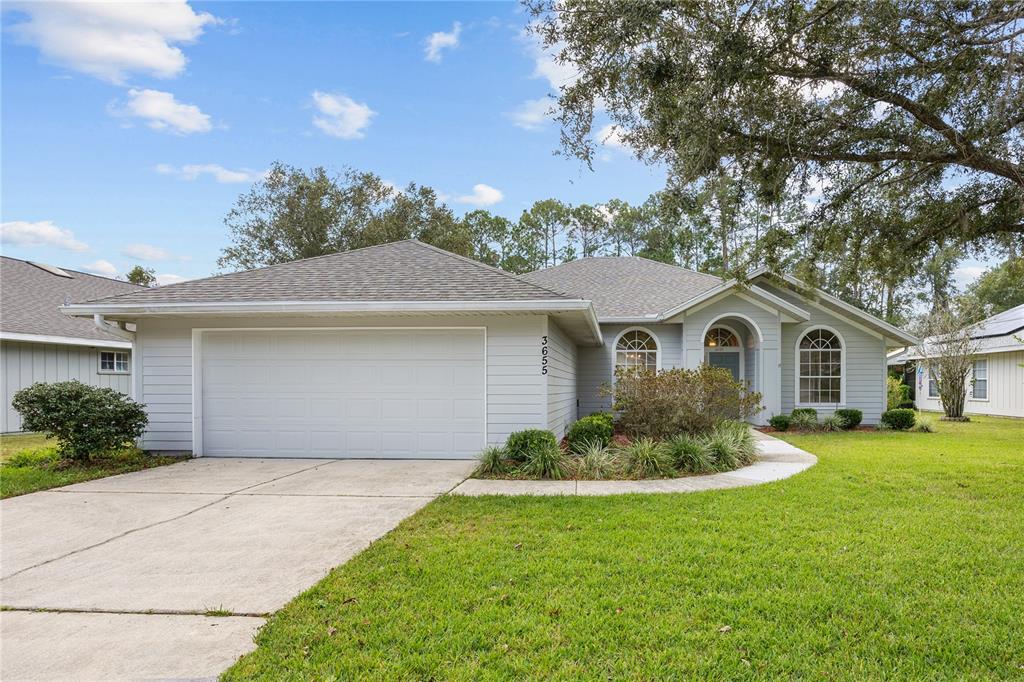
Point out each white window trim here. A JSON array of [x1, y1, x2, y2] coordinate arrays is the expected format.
[[703, 323, 745, 381], [927, 366, 941, 400], [794, 325, 846, 407], [612, 326, 661, 374], [98, 350, 130, 374], [969, 359, 989, 402]]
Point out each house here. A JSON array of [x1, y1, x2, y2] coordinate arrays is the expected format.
[[1, 257, 143, 432], [60, 240, 917, 458], [890, 304, 1024, 418]]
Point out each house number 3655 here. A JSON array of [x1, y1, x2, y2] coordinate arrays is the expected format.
[[541, 335, 549, 375]]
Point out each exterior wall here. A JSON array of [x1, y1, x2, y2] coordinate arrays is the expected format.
[[134, 314, 550, 453], [761, 284, 888, 423], [915, 350, 1024, 418], [1, 340, 132, 432], [674, 293, 783, 422], [577, 323, 683, 416], [545, 320, 578, 438]]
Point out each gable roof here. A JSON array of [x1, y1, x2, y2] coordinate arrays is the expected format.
[[891, 303, 1024, 363], [521, 257, 723, 319], [80, 240, 575, 306], [968, 303, 1024, 340], [0, 256, 142, 345]]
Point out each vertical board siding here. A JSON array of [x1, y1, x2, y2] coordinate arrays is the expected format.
[[545, 320, 578, 438], [577, 323, 683, 416], [1, 341, 132, 432], [916, 350, 1023, 418], [136, 315, 549, 453]]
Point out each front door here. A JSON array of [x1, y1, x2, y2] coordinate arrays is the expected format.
[[707, 351, 741, 381]]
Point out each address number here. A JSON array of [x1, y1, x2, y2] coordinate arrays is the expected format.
[[541, 335, 549, 375]]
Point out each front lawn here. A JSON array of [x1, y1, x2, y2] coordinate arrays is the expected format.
[[225, 416, 1024, 680], [0, 433, 181, 499]]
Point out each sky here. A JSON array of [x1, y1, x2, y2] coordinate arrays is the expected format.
[[0, 1, 990, 289]]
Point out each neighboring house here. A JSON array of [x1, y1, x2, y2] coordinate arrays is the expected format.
[[61, 240, 916, 458], [1, 257, 143, 432], [889, 304, 1024, 418]]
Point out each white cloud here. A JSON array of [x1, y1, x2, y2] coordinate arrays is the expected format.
[[121, 243, 190, 262], [954, 265, 987, 288], [7, 0, 218, 84], [155, 163, 263, 183], [597, 124, 628, 150], [116, 88, 212, 134], [155, 273, 188, 286], [0, 220, 89, 252], [507, 97, 553, 131], [424, 22, 461, 63], [524, 28, 577, 90], [311, 91, 375, 139], [454, 183, 504, 207], [81, 259, 118, 277]]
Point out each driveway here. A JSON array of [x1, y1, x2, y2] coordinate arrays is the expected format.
[[0, 457, 475, 681]]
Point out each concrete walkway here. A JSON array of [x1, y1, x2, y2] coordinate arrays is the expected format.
[[451, 431, 815, 496], [0, 458, 475, 681]]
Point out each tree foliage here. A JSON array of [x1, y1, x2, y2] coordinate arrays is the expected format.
[[527, 0, 1024, 267], [915, 304, 983, 419], [125, 265, 156, 287], [961, 257, 1024, 316]]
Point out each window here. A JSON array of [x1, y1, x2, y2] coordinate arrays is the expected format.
[[798, 328, 842, 404], [100, 351, 129, 373], [928, 369, 940, 398], [615, 329, 658, 373], [704, 327, 739, 348], [972, 359, 988, 400]]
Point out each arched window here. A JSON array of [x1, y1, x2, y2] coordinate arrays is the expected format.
[[615, 329, 658, 373], [798, 328, 843, 404], [704, 327, 739, 348]]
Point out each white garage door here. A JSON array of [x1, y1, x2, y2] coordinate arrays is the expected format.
[[199, 329, 486, 458]]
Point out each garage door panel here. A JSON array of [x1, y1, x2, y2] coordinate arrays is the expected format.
[[201, 329, 485, 458]]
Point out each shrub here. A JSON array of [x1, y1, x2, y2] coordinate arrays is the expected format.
[[913, 417, 935, 433], [575, 440, 619, 479], [566, 415, 614, 451], [590, 412, 615, 429], [474, 446, 509, 476], [666, 433, 713, 473], [791, 407, 818, 420], [819, 414, 846, 432], [609, 365, 762, 439], [881, 408, 916, 431], [11, 381, 148, 462], [790, 411, 819, 431], [621, 437, 675, 478], [5, 447, 60, 468], [834, 408, 863, 429], [505, 429, 558, 462], [768, 414, 791, 431], [898, 400, 916, 409], [518, 443, 569, 479], [704, 420, 758, 469], [887, 375, 911, 411]]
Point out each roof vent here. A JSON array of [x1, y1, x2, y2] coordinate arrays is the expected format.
[[27, 261, 74, 278]]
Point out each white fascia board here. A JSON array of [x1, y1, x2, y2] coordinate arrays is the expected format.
[[657, 282, 810, 322], [0, 331, 132, 349], [753, 270, 919, 346]]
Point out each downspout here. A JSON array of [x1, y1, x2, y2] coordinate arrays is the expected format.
[[94, 314, 135, 341]]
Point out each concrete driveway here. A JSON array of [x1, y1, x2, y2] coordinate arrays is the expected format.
[[0, 457, 474, 681]]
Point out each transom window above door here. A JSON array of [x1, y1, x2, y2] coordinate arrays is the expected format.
[[615, 329, 658, 373], [798, 328, 843, 404], [705, 327, 739, 348]]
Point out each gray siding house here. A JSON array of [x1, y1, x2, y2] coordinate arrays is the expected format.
[[61, 241, 916, 458], [1, 257, 142, 432]]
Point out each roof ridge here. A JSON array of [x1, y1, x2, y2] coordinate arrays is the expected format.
[[409, 240, 580, 300]]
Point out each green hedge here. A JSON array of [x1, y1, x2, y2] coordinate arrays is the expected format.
[[881, 408, 916, 431], [505, 429, 559, 462], [567, 415, 614, 451], [768, 414, 791, 431], [791, 407, 818, 420], [834, 408, 863, 429]]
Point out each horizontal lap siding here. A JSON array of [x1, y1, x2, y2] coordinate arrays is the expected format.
[[546, 320, 577, 438], [1, 341, 132, 432], [135, 315, 548, 453], [917, 350, 1023, 418], [578, 323, 682, 417]]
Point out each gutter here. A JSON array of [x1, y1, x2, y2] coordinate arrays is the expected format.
[[0, 331, 132, 350], [93, 314, 135, 341]]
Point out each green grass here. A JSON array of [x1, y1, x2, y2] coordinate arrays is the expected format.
[[224, 416, 1024, 680], [0, 433, 182, 498]]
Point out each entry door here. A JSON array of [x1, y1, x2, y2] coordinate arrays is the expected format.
[[707, 351, 741, 381], [199, 329, 486, 458]]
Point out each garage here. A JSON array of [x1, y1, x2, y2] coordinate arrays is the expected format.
[[197, 328, 486, 458]]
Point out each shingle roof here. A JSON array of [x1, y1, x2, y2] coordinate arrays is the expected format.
[[1, 257, 142, 342], [521, 257, 722, 319], [969, 303, 1024, 339], [82, 240, 577, 306]]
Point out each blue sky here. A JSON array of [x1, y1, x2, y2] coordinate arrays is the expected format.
[[1, 1, 662, 283]]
